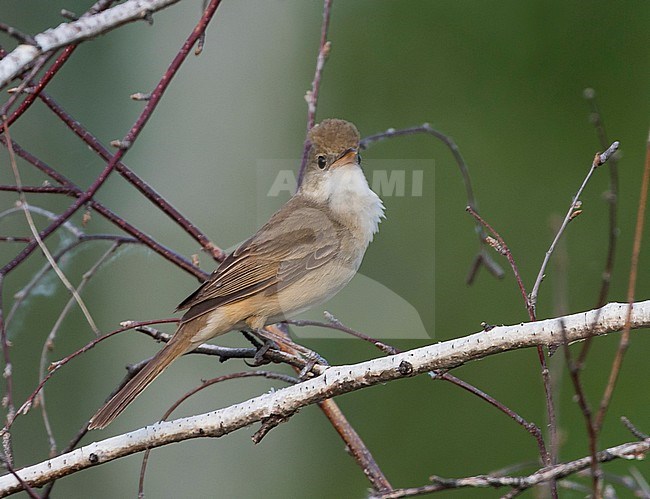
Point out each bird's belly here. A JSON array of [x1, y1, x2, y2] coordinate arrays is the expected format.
[[191, 255, 362, 340], [262, 262, 358, 324]]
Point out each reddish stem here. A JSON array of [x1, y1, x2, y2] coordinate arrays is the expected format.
[[1, 0, 225, 277]]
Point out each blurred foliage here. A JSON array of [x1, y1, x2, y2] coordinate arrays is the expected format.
[[1, 1, 648, 497]]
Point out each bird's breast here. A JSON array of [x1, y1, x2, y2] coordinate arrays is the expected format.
[[325, 166, 384, 246], [270, 256, 359, 320]]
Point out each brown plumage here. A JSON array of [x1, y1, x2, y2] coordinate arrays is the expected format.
[[88, 119, 383, 429]]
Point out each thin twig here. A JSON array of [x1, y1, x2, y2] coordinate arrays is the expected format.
[[270, 323, 392, 492], [2, 120, 100, 335], [0, 185, 76, 194], [361, 123, 504, 281], [287, 313, 398, 355], [3, 0, 117, 124], [138, 371, 299, 496], [0, 204, 83, 238], [594, 134, 649, 432], [372, 439, 650, 499], [578, 89, 620, 366], [0, 236, 32, 243], [0, 276, 15, 465], [465, 206, 530, 314], [292, 312, 549, 466], [584, 88, 620, 310], [465, 205, 556, 495], [296, 0, 334, 187], [3, 319, 177, 432], [0, 0, 182, 88], [0, 22, 37, 46], [37, 242, 121, 456], [1, 313, 648, 497], [38, 92, 225, 262], [560, 320, 601, 497], [1, 0, 224, 277], [527, 141, 619, 476], [621, 417, 648, 441], [529, 141, 620, 313]]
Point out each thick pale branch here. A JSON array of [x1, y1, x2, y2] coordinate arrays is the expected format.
[[0, 300, 648, 495], [0, 0, 183, 87], [374, 438, 650, 498]]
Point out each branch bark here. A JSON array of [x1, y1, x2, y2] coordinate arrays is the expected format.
[[0, 0, 183, 88], [0, 300, 648, 496], [373, 438, 650, 498]]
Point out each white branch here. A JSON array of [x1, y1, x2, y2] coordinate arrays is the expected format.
[[0, 0, 183, 88], [374, 438, 650, 498], [0, 300, 648, 495]]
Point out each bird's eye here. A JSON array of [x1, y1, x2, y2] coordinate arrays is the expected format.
[[317, 155, 327, 169]]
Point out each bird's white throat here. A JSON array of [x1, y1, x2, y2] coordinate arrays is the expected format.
[[318, 165, 384, 245]]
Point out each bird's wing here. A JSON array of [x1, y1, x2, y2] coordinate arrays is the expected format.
[[176, 201, 341, 322]]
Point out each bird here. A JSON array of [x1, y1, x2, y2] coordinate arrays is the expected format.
[[88, 118, 384, 429]]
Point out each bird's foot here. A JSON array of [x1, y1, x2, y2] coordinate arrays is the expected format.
[[251, 338, 278, 366]]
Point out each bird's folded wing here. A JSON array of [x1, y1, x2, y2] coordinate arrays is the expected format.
[[176, 203, 341, 322]]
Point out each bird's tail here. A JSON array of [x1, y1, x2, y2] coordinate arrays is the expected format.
[[88, 332, 190, 430]]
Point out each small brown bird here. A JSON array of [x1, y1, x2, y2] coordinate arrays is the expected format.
[[89, 119, 384, 429]]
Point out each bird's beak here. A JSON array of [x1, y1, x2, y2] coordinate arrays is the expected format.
[[331, 148, 358, 169]]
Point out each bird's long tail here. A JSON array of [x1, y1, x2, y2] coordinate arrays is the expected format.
[[88, 330, 191, 430]]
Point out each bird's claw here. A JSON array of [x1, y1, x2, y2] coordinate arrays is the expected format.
[[250, 339, 277, 366]]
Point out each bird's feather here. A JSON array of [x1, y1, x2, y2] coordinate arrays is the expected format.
[[176, 198, 342, 323]]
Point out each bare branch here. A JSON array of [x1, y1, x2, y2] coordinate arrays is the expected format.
[[296, 0, 334, 187], [0, 300, 648, 495], [37, 242, 121, 455], [1, 0, 223, 278], [372, 438, 650, 498], [0, 0, 184, 88], [1, 137, 205, 279], [561, 320, 601, 496], [578, 88, 620, 364], [2, 123, 100, 335], [292, 314, 548, 464], [38, 92, 225, 262], [466, 205, 555, 478], [529, 141, 620, 312], [270, 323, 392, 492], [595, 132, 649, 432], [361, 123, 504, 281], [466, 206, 530, 314]]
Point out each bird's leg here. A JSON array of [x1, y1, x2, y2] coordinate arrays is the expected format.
[[252, 329, 277, 365], [240, 328, 279, 366], [260, 325, 329, 367], [240, 329, 263, 349], [242, 326, 329, 372]]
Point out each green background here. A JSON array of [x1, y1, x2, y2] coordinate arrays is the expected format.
[[1, 1, 648, 497]]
